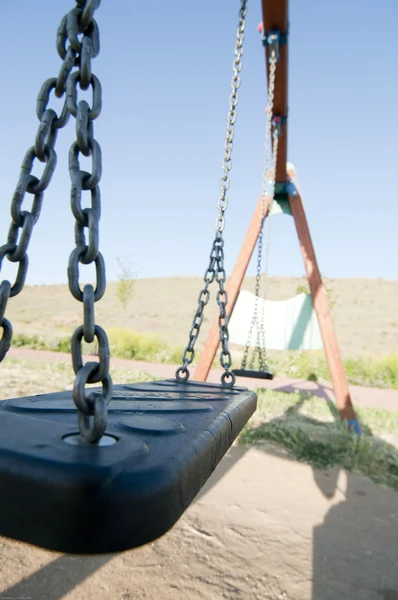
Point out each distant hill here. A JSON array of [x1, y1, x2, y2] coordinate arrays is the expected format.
[[6, 277, 398, 357]]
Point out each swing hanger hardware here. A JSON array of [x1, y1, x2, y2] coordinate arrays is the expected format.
[[271, 114, 287, 138], [274, 181, 298, 198], [261, 28, 288, 62]]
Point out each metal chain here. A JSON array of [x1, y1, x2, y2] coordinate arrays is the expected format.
[[0, 2, 99, 363], [262, 127, 280, 297], [0, 0, 109, 444], [62, 0, 113, 444], [241, 50, 277, 370], [248, 126, 279, 370], [176, 0, 248, 388]]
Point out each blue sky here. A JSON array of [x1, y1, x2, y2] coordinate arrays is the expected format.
[[0, 0, 397, 285]]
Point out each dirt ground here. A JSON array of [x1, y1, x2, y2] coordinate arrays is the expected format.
[[0, 445, 397, 600], [1, 276, 398, 599], [7, 276, 398, 357]]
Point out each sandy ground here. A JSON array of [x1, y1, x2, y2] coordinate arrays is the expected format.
[[1, 343, 397, 599], [0, 445, 397, 600]]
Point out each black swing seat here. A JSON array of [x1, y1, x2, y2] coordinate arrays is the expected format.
[[0, 379, 256, 554], [232, 369, 274, 380]]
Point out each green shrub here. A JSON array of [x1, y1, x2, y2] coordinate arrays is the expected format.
[[13, 334, 47, 350], [56, 337, 71, 353], [10, 329, 398, 388], [239, 390, 398, 490], [115, 257, 135, 311], [107, 328, 183, 364]]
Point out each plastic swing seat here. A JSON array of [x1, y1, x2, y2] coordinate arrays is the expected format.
[[232, 368, 274, 380], [0, 379, 256, 554]]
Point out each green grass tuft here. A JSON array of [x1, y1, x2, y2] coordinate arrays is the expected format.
[[239, 390, 398, 490], [11, 331, 398, 389], [261, 351, 398, 389], [13, 333, 47, 350], [107, 328, 185, 365]]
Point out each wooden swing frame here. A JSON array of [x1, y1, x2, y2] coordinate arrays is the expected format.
[[194, 0, 358, 425]]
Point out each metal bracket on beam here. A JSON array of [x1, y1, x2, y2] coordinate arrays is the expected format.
[[261, 28, 288, 62], [268, 181, 294, 216], [274, 181, 298, 198], [286, 181, 299, 197], [271, 115, 287, 138]]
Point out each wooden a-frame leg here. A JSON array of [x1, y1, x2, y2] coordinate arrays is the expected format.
[[193, 182, 358, 428], [288, 190, 357, 422]]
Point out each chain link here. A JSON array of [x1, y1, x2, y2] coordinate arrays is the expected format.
[[0, 1, 111, 444], [176, 0, 248, 388], [0, 2, 93, 364], [64, 0, 113, 444], [241, 51, 278, 371]]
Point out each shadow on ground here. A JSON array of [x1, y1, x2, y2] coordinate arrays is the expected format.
[[1, 389, 398, 600], [196, 387, 398, 599]]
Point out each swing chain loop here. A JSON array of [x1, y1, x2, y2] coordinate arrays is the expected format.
[[65, 0, 113, 444], [177, 0, 247, 387], [0, 2, 92, 362], [73, 364, 112, 445]]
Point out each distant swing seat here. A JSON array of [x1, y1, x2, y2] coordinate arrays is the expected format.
[[229, 290, 323, 352], [231, 368, 274, 380]]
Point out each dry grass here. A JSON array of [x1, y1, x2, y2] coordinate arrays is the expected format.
[[0, 359, 156, 401], [6, 276, 398, 358], [240, 390, 398, 491]]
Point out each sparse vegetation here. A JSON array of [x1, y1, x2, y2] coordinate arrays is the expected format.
[[232, 350, 398, 390], [239, 390, 398, 490], [12, 333, 47, 350], [10, 332, 398, 388], [265, 351, 398, 389], [107, 327, 185, 364], [295, 274, 339, 310], [115, 257, 136, 311], [0, 358, 158, 401]]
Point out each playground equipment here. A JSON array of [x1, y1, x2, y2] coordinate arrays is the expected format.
[[0, 0, 359, 555], [194, 1, 359, 433]]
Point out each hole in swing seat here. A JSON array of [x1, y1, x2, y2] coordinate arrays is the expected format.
[[63, 433, 119, 446]]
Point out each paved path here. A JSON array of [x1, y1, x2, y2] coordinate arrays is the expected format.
[[8, 347, 398, 412]]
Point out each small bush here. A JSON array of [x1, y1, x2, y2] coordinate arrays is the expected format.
[[13, 334, 47, 350], [108, 328, 183, 364], [115, 257, 135, 311], [307, 372, 318, 382], [56, 337, 71, 353], [10, 329, 398, 388]]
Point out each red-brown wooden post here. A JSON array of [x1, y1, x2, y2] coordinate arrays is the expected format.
[[288, 189, 357, 420], [261, 0, 289, 183]]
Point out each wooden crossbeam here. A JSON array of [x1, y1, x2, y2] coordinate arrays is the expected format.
[[261, 0, 289, 183]]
